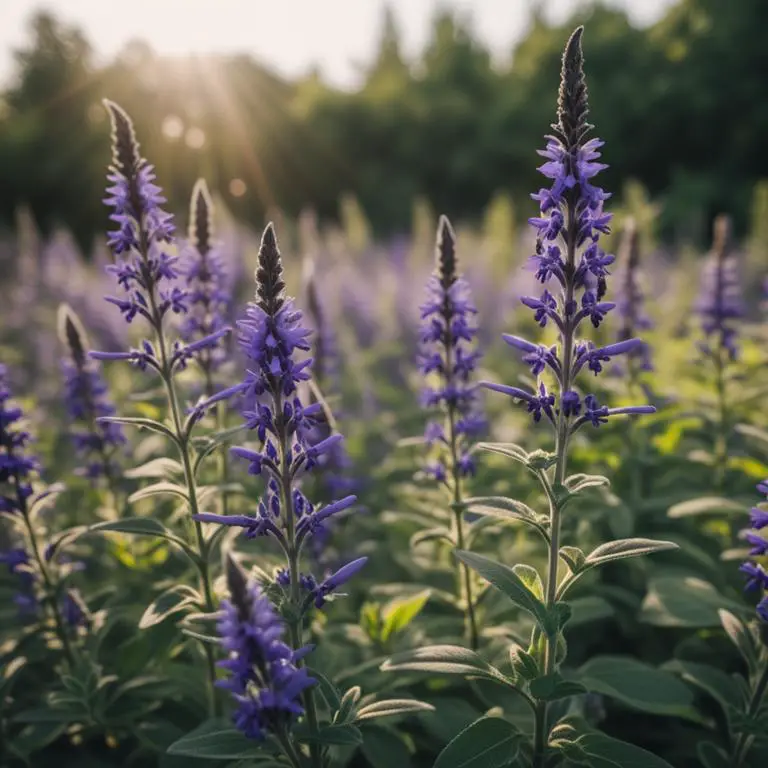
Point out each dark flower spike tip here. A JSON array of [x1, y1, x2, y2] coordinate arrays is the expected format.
[[224, 552, 250, 621], [190, 178, 213, 256], [555, 26, 591, 151], [255, 223, 285, 317], [436, 214, 458, 290], [103, 99, 141, 177], [57, 303, 89, 370]]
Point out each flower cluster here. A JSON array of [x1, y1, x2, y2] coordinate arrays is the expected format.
[[1, 364, 38, 515], [615, 220, 653, 372], [740, 480, 768, 622], [180, 179, 231, 390], [418, 216, 484, 481], [217, 556, 315, 740], [93, 102, 228, 375], [483, 28, 653, 430], [58, 305, 125, 480], [697, 214, 744, 361], [195, 225, 362, 591]]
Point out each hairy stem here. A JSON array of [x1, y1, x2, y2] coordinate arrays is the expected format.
[[732, 661, 768, 767], [276, 395, 322, 768]]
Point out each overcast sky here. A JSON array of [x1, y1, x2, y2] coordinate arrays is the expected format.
[[0, 0, 673, 89]]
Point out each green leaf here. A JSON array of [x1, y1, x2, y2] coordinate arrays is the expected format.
[[529, 673, 587, 701], [718, 610, 758, 672], [576, 656, 699, 720], [697, 741, 730, 768], [381, 645, 508, 684], [641, 575, 750, 627], [476, 442, 529, 465], [584, 538, 678, 567], [410, 527, 453, 548], [573, 731, 676, 768], [100, 415, 177, 442], [360, 726, 412, 768], [355, 699, 435, 722], [43, 525, 89, 562], [166, 720, 263, 759], [433, 716, 522, 768], [559, 547, 586, 573], [509, 646, 539, 681], [124, 458, 184, 480], [512, 564, 544, 601], [307, 668, 341, 712], [464, 496, 549, 540], [139, 585, 200, 629], [8, 722, 67, 757], [663, 660, 741, 714], [88, 518, 192, 554], [668, 496, 746, 518], [297, 723, 363, 746], [565, 474, 610, 494], [128, 482, 190, 504], [336, 686, 361, 723], [455, 550, 550, 631], [381, 590, 431, 643]]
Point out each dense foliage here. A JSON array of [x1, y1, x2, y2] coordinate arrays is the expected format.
[[1, 18, 768, 768]]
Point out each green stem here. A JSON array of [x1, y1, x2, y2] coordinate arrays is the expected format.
[[276, 394, 322, 768], [714, 344, 728, 491], [18, 483, 74, 666], [731, 661, 768, 767], [147, 288, 219, 717]]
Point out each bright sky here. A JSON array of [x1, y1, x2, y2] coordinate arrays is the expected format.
[[0, 0, 673, 89]]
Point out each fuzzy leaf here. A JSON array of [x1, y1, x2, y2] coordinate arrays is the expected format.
[[529, 673, 586, 701], [124, 458, 184, 480], [166, 721, 262, 759], [584, 538, 678, 567], [718, 610, 758, 672], [433, 716, 522, 768], [360, 726, 412, 768], [410, 527, 453, 548], [577, 656, 700, 720], [455, 550, 550, 631], [663, 660, 741, 714], [667, 497, 745, 518], [139, 585, 201, 629], [573, 730, 676, 768], [476, 442, 529, 465], [512, 564, 544, 600], [100, 415, 177, 441], [565, 473, 610, 493], [88, 518, 195, 560], [128, 482, 190, 504], [297, 723, 363, 745], [381, 645, 508, 684], [356, 699, 435, 722]]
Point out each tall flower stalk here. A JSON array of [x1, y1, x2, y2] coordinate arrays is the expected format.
[[418, 216, 484, 649], [195, 224, 364, 764], [58, 303, 125, 510], [92, 101, 230, 715], [696, 214, 744, 488], [0, 364, 77, 664], [480, 28, 658, 766]]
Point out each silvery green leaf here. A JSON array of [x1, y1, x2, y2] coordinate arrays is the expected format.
[[667, 496, 746, 518], [455, 550, 550, 632], [381, 645, 509, 684], [433, 716, 522, 768], [124, 458, 184, 480], [355, 698, 435, 722]]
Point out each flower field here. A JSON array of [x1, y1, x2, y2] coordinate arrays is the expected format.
[[1, 23, 767, 768]]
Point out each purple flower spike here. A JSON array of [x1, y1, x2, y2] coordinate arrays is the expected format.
[[739, 478, 768, 621], [483, 27, 654, 433], [418, 217, 485, 484], [218, 556, 315, 741]]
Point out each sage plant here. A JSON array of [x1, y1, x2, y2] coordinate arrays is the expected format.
[[91, 101, 230, 714], [696, 214, 744, 486], [194, 224, 365, 762], [0, 364, 83, 662], [417, 216, 484, 649], [384, 28, 675, 768], [58, 304, 125, 497]]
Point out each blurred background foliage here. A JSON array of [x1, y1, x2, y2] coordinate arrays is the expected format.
[[0, 0, 767, 253]]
